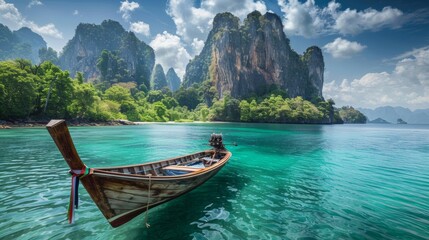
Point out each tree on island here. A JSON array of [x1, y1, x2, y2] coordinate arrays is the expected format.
[[39, 47, 59, 65], [338, 106, 367, 123], [397, 118, 407, 124]]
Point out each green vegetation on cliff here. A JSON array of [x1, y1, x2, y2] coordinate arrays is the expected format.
[[39, 47, 59, 65], [236, 96, 332, 123], [59, 20, 154, 88], [338, 106, 367, 123], [96, 50, 129, 85], [0, 60, 341, 124], [183, 11, 324, 101], [166, 68, 181, 92], [150, 64, 168, 90]]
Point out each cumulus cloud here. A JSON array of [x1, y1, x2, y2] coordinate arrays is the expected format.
[[390, 45, 429, 61], [0, 0, 62, 39], [191, 38, 205, 55], [130, 21, 150, 36], [200, 0, 267, 20], [119, 1, 152, 41], [119, 1, 151, 39], [277, 0, 404, 37], [323, 46, 429, 110], [28, 0, 42, 8], [167, 0, 267, 46], [119, 0, 139, 20], [1, 0, 23, 24], [149, 31, 192, 79], [27, 22, 63, 38], [278, 0, 326, 37], [334, 7, 403, 35], [323, 37, 366, 58]]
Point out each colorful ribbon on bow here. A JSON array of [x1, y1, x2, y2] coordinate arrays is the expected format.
[[68, 166, 91, 224]]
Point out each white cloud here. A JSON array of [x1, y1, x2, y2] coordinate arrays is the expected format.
[[167, 0, 267, 51], [28, 0, 42, 8], [334, 7, 403, 35], [73, 10, 79, 15], [149, 31, 192, 80], [167, 0, 212, 43], [191, 38, 205, 55], [200, 0, 267, 20], [323, 46, 429, 110], [278, 0, 325, 37], [277, 0, 404, 37], [323, 37, 366, 58], [119, 0, 139, 20], [390, 46, 429, 61], [27, 22, 63, 38], [0, 0, 62, 39], [0, 0, 22, 24], [119, 1, 151, 39], [130, 21, 150, 36]]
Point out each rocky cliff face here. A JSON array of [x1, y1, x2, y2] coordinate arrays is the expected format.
[[166, 68, 181, 92], [150, 64, 167, 90], [303, 46, 324, 99], [59, 20, 154, 87], [0, 24, 46, 64], [14, 27, 47, 63], [183, 11, 324, 100]]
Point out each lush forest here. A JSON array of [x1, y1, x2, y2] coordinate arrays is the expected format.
[[338, 106, 367, 123], [0, 59, 343, 124]]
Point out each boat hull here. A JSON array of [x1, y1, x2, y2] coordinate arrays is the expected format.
[[46, 119, 231, 227], [85, 166, 223, 227]]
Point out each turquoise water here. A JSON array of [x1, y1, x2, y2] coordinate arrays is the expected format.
[[0, 123, 428, 239]]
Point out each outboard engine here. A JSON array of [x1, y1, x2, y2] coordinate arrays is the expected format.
[[209, 133, 225, 150]]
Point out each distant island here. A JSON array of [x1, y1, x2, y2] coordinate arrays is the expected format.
[[0, 12, 369, 126], [397, 118, 407, 124], [358, 106, 429, 124], [338, 106, 367, 124], [369, 118, 390, 124], [367, 118, 408, 124]]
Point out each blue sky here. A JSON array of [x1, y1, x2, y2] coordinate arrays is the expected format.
[[1, 0, 428, 110]]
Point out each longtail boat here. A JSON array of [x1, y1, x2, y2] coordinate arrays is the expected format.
[[46, 120, 232, 228]]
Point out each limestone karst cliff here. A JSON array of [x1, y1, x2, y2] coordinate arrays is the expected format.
[[0, 24, 46, 64], [150, 64, 168, 90], [59, 20, 154, 88], [166, 68, 181, 92], [183, 11, 324, 100]]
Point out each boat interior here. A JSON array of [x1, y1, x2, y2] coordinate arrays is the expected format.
[[96, 150, 227, 177]]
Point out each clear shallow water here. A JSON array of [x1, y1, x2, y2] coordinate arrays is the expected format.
[[0, 123, 428, 239]]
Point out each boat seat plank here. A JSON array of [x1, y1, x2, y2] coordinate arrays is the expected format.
[[162, 165, 203, 172], [201, 157, 220, 162]]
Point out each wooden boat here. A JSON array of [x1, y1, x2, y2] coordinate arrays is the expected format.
[[46, 120, 232, 228]]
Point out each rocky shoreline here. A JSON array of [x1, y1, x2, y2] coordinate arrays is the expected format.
[[0, 119, 137, 129]]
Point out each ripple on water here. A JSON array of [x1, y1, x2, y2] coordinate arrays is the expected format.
[[1, 124, 429, 239]]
